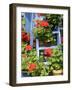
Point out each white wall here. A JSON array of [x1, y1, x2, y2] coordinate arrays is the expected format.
[[0, 0, 72, 90]]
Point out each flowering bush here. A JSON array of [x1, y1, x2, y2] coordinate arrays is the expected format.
[[21, 39, 50, 76], [21, 42, 63, 76]]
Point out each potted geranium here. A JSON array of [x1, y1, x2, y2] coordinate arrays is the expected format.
[[33, 20, 55, 46]]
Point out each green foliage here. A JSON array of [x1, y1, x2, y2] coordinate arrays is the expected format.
[[46, 45, 63, 72], [45, 14, 63, 30], [22, 18, 26, 25], [30, 62, 50, 76], [33, 26, 55, 44]]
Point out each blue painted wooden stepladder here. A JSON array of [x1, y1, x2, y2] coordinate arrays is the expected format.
[[22, 13, 61, 57]]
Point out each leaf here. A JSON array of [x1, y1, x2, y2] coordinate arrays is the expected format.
[[22, 18, 26, 25]]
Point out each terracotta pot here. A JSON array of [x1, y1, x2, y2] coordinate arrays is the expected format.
[[53, 69, 63, 75]]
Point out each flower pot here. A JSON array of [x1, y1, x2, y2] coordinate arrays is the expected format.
[[53, 69, 63, 75]]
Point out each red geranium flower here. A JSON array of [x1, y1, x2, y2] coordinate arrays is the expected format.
[[22, 32, 30, 42], [44, 48, 52, 57], [27, 63, 36, 72], [33, 20, 49, 27], [25, 45, 32, 51], [40, 21, 49, 27]]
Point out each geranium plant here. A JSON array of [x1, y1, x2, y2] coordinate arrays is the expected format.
[[22, 41, 63, 76], [21, 44, 50, 76], [33, 20, 55, 45]]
